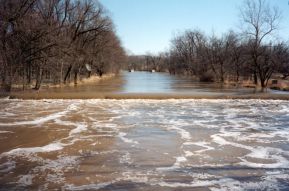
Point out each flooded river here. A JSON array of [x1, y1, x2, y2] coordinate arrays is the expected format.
[[52, 71, 258, 95], [1, 99, 289, 190]]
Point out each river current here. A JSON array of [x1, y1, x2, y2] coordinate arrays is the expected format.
[[0, 99, 289, 190]]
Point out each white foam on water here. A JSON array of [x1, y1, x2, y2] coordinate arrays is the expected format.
[[54, 118, 78, 127], [240, 153, 289, 168], [212, 133, 289, 169], [0, 130, 13, 134], [192, 142, 215, 154], [175, 156, 187, 165], [64, 171, 289, 191], [120, 152, 133, 164], [245, 146, 284, 160], [69, 124, 87, 136], [240, 132, 277, 143], [0, 160, 16, 173], [154, 180, 214, 188], [157, 156, 188, 171], [210, 173, 289, 191], [120, 171, 151, 183], [0, 103, 80, 126], [149, 177, 239, 189], [189, 172, 218, 180], [13, 155, 80, 187], [103, 123, 118, 128], [118, 132, 139, 144], [211, 134, 252, 151], [0, 111, 16, 117], [17, 174, 34, 186], [184, 151, 194, 157], [3, 142, 64, 156], [1, 99, 289, 189], [117, 170, 223, 189], [167, 126, 191, 141], [152, 176, 285, 190], [0, 111, 65, 126], [18, 155, 79, 187], [65, 182, 114, 191]]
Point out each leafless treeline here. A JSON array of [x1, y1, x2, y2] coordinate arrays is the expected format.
[[168, 31, 289, 86], [168, 0, 289, 88], [129, 0, 289, 88], [0, 0, 126, 92], [168, 0, 289, 87], [126, 54, 168, 72]]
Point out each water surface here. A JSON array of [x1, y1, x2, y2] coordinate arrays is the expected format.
[[53, 71, 258, 95], [0, 99, 289, 190]]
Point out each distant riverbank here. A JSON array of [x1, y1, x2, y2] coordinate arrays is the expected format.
[[2, 71, 289, 100], [3, 92, 289, 100]]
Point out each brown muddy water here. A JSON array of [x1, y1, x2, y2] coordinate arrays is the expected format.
[[48, 71, 258, 95], [0, 99, 289, 190], [10, 71, 289, 100]]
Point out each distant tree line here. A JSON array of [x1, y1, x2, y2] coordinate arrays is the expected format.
[[0, 0, 126, 92], [129, 0, 289, 89], [167, 30, 289, 88], [126, 54, 168, 72]]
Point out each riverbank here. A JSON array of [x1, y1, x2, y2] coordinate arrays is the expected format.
[[5, 92, 289, 100], [2, 71, 289, 100], [0, 74, 118, 99]]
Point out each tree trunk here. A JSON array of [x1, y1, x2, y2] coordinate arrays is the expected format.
[[74, 70, 78, 85], [260, 79, 265, 88], [1, 72, 12, 92], [253, 71, 258, 85], [22, 65, 26, 91], [2, 64, 13, 92], [64, 65, 72, 84], [236, 69, 239, 82], [27, 62, 32, 84], [220, 65, 224, 83], [60, 62, 63, 84], [34, 67, 43, 90]]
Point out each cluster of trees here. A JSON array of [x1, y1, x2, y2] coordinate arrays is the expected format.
[[167, 0, 289, 88], [0, 0, 126, 92], [126, 54, 168, 72], [168, 0, 289, 88], [130, 0, 289, 89], [168, 32, 289, 87]]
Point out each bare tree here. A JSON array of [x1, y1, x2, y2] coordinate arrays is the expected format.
[[240, 0, 281, 88], [272, 43, 289, 79], [0, 0, 125, 91]]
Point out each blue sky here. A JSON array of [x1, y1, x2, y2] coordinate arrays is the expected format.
[[101, 0, 289, 55]]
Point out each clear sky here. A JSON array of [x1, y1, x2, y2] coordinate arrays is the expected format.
[[101, 0, 289, 55]]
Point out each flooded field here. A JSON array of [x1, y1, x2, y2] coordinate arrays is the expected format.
[[0, 99, 289, 190]]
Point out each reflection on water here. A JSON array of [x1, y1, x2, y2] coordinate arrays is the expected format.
[[122, 71, 173, 93], [51, 71, 259, 95], [1, 99, 289, 190], [122, 71, 256, 94]]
